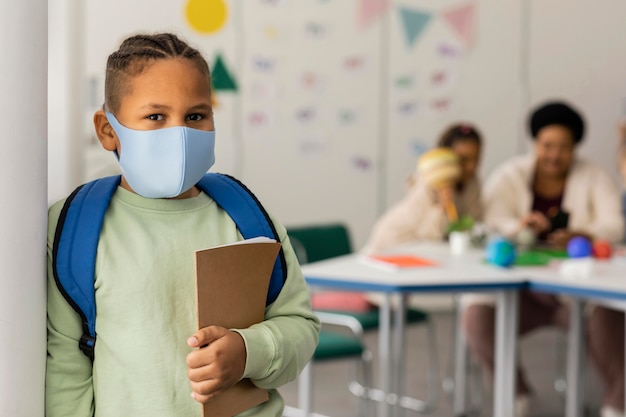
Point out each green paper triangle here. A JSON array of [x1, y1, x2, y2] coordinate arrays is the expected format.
[[211, 54, 238, 92]]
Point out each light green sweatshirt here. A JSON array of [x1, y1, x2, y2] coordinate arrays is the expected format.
[[46, 185, 320, 417]]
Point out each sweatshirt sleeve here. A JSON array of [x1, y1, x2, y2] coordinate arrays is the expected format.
[[579, 165, 625, 243], [233, 213, 321, 389], [45, 201, 95, 417], [482, 163, 527, 239]]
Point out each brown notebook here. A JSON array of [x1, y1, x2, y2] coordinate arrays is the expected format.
[[194, 237, 281, 417]]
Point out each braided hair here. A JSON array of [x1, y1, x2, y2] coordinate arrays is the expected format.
[[104, 33, 211, 113]]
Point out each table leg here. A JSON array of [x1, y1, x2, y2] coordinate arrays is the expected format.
[[494, 290, 518, 417], [453, 297, 468, 416], [379, 292, 393, 417], [565, 298, 585, 417], [392, 294, 408, 417]]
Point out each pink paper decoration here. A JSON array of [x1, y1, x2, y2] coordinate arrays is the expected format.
[[442, 2, 476, 47]]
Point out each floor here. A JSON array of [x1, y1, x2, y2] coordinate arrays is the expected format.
[[279, 310, 604, 417]]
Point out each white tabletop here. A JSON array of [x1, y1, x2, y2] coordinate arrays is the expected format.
[[301, 243, 524, 293], [516, 258, 626, 303]]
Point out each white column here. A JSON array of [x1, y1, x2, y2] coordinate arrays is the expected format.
[[48, 0, 84, 204], [0, 1, 48, 416]]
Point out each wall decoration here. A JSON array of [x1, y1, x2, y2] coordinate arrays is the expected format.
[[304, 21, 331, 39], [185, 0, 228, 34], [337, 108, 359, 125], [427, 97, 454, 116], [393, 73, 417, 91], [409, 139, 430, 158], [263, 25, 281, 40], [211, 53, 238, 91], [299, 137, 329, 154], [442, 2, 476, 47], [259, 0, 284, 6], [251, 55, 277, 73], [395, 100, 419, 118], [295, 106, 317, 124], [342, 55, 367, 73], [250, 81, 279, 100], [300, 71, 325, 92], [430, 69, 458, 91], [247, 111, 272, 128], [438, 42, 463, 58], [357, 0, 390, 30], [350, 155, 373, 171], [398, 7, 432, 48]]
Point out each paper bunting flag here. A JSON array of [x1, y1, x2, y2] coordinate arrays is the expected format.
[[442, 3, 476, 47], [211, 54, 238, 92], [185, 0, 228, 34], [357, 0, 390, 29], [399, 7, 432, 48]]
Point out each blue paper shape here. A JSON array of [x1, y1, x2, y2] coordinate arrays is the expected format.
[[399, 7, 432, 48]]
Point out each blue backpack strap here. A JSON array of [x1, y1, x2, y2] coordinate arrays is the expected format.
[[197, 173, 287, 305], [52, 175, 121, 360]]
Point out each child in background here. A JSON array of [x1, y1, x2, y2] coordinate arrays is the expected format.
[[362, 123, 483, 254], [45, 33, 320, 417]]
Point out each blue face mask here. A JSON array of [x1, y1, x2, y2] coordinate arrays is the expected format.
[[105, 113, 216, 198]]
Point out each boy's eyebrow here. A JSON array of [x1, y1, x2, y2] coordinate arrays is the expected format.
[[138, 103, 172, 111], [137, 103, 213, 111], [188, 103, 213, 112]]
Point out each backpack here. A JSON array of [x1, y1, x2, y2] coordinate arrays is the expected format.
[[51, 173, 287, 360]]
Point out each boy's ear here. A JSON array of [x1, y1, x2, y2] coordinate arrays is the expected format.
[[94, 110, 118, 152]]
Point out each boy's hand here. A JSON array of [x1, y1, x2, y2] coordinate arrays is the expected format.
[[186, 326, 247, 403]]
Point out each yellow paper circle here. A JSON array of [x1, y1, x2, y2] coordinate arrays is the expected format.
[[185, 0, 228, 34]]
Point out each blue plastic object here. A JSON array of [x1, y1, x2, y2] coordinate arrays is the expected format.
[[485, 237, 516, 267], [566, 236, 593, 258]]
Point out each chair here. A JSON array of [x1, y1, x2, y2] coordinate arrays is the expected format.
[[283, 311, 374, 417], [287, 222, 439, 414]]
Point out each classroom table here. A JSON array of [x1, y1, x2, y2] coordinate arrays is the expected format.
[[301, 243, 525, 417], [520, 258, 626, 417]]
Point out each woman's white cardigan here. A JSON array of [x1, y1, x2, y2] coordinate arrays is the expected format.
[[483, 153, 624, 243]]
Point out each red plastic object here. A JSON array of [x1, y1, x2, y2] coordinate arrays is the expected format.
[[592, 240, 613, 259]]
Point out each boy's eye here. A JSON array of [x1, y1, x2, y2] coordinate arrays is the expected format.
[[147, 114, 164, 121], [187, 113, 204, 121]]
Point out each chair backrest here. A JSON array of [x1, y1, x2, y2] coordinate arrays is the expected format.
[[286, 223, 352, 264]]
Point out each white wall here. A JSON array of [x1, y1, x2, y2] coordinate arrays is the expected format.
[[47, 0, 626, 249], [527, 0, 626, 182], [48, 0, 84, 205]]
